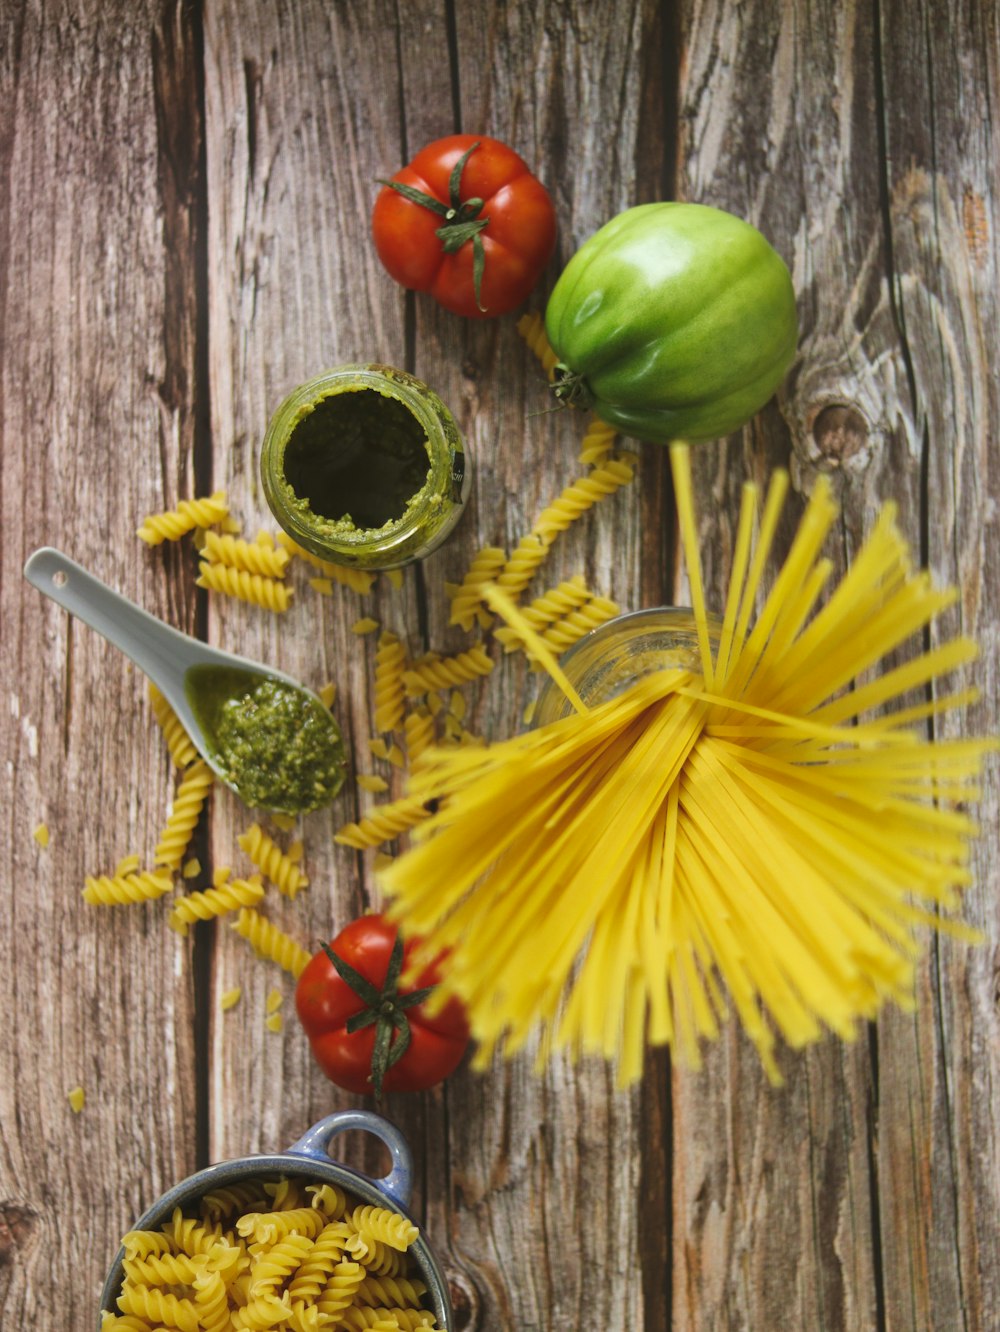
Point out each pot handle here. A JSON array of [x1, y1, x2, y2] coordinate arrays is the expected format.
[[287, 1109, 413, 1210]]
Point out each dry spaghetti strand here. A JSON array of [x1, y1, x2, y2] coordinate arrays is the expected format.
[[379, 445, 996, 1086]]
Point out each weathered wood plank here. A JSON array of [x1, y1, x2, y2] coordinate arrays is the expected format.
[[0, 1, 203, 1323], [669, 2, 913, 1328], [875, 5, 1000, 1329]]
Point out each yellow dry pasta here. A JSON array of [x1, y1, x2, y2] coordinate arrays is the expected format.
[[154, 760, 213, 871], [352, 617, 380, 635], [238, 822, 309, 898], [148, 681, 197, 768], [404, 709, 435, 763], [32, 822, 49, 848], [577, 416, 618, 466], [201, 530, 291, 578], [532, 594, 622, 658], [373, 631, 407, 733], [516, 310, 559, 379], [196, 562, 293, 613], [530, 455, 637, 545], [83, 869, 174, 906], [168, 873, 265, 935], [137, 490, 228, 545], [494, 575, 592, 652], [447, 545, 506, 630], [220, 987, 242, 1011], [378, 445, 997, 1089], [402, 645, 493, 697], [334, 797, 431, 850], [68, 1085, 85, 1112], [357, 774, 389, 794], [494, 532, 549, 599], [231, 909, 312, 980]]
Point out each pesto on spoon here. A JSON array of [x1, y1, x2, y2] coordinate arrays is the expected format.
[[24, 547, 346, 815]]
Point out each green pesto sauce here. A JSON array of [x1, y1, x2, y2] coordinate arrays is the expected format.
[[186, 666, 346, 814], [280, 386, 432, 537]]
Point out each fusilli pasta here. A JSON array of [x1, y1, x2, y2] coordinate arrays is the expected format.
[[196, 562, 293, 613], [446, 545, 506, 630], [530, 454, 637, 545], [137, 491, 229, 545], [402, 646, 493, 697], [148, 681, 197, 768], [167, 873, 265, 935], [231, 908, 312, 979], [201, 530, 291, 578], [83, 869, 173, 906], [373, 632, 407, 733], [154, 760, 213, 871], [334, 797, 431, 850], [237, 823, 308, 898], [516, 310, 559, 379]]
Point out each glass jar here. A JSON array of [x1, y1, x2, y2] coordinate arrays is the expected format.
[[260, 364, 470, 570], [533, 606, 722, 726]]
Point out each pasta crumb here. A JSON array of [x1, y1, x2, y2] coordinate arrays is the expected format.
[[369, 737, 390, 760], [67, 1086, 85, 1113], [309, 577, 334, 596], [265, 1012, 283, 1033], [270, 812, 297, 832], [318, 682, 337, 709], [386, 743, 405, 768], [220, 987, 242, 1011], [266, 988, 284, 1014], [357, 774, 389, 794], [32, 823, 49, 848], [212, 866, 232, 887], [386, 569, 404, 589], [182, 857, 201, 879], [352, 617, 380, 635]]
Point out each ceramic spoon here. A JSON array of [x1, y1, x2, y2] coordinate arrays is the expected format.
[[23, 546, 343, 813]]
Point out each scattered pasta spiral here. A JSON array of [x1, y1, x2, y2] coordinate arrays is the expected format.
[[334, 797, 431, 850], [516, 310, 559, 379], [196, 562, 293, 613], [232, 908, 312, 979], [404, 709, 435, 763], [373, 632, 407, 733], [83, 869, 173, 906], [533, 595, 622, 657], [137, 491, 229, 545], [201, 530, 291, 578], [577, 416, 618, 466], [167, 873, 265, 935], [494, 576, 591, 652], [494, 532, 549, 599], [148, 682, 197, 767], [447, 545, 506, 630], [351, 1205, 419, 1252], [402, 645, 493, 697], [530, 455, 637, 545], [154, 760, 213, 871], [238, 823, 308, 898]]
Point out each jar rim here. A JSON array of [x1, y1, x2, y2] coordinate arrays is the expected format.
[[260, 364, 468, 569]]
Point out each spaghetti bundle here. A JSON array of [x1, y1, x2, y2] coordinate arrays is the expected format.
[[380, 445, 995, 1085]]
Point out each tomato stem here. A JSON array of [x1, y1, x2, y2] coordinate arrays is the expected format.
[[379, 141, 491, 312], [551, 364, 595, 411], [322, 936, 435, 1099]]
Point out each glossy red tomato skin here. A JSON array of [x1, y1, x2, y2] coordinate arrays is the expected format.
[[372, 133, 557, 318], [295, 915, 470, 1095]]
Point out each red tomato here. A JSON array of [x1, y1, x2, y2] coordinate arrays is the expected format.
[[372, 133, 557, 318], [295, 914, 470, 1096]]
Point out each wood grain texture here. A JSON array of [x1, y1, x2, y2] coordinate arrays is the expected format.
[[0, 0, 203, 1324], [1, 2, 997, 1329]]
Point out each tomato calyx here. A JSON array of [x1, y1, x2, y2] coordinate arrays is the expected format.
[[551, 363, 595, 412], [321, 933, 434, 1100], [379, 141, 490, 311]]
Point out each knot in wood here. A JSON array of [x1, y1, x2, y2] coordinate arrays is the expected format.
[[0, 1201, 41, 1267], [448, 1271, 480, 1329], [810, 402, 869, 463]]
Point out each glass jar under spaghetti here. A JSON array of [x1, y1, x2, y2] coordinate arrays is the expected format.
[[260, 364, 470, 571], [533, 606, 722, 725]]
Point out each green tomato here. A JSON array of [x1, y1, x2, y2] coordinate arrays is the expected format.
[[544, 203, 797, 444]]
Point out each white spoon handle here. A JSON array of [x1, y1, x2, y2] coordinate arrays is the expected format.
[[23, 547, 203, 704]]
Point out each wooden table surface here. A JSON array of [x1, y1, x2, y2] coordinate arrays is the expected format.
[[3, 2, 998, 1328]]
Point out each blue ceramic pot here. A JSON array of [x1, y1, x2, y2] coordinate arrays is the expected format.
[[98, 1108, 453, 1329]]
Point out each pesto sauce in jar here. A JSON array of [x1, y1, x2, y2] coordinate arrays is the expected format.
[[185, 666, 346, 814]]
